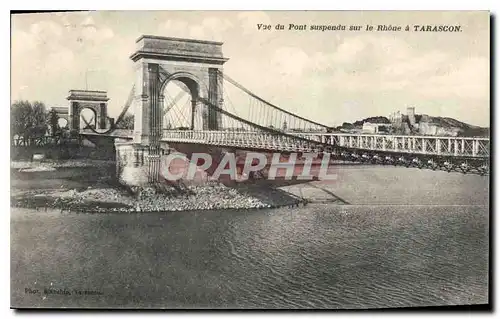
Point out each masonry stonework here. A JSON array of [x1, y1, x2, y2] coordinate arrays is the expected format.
[[117, 35, 229, 185]]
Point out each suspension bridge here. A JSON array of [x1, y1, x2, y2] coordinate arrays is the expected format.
[[69, 35, 489, 184]]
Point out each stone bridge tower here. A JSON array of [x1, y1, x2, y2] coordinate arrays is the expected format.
[[67, 90, 109, 130], [130, 35, 229, 145], [128, 35, 229, 183]]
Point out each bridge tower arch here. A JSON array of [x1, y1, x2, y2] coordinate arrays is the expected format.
[[130, 35, 228, 145], [159, 71, 203, 131], [67, 90, 109, 131], [129, 35, 228, 182]]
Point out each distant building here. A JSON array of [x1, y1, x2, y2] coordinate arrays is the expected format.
[[49, 106, 69, 130], [362, 122, 391, 134], [386, 106, 464, 136], [50, 106, 68, 120], [389, 111, 403, 127], [407, 106, 416, 127]]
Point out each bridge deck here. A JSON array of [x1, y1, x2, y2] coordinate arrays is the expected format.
[[294, 132, 489, 158], [79, 129, 489, 159], [161, 130, 489, 159], [80, 129, 134, 138]]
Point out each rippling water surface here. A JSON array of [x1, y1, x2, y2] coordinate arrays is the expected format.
[[11, 167, 489, 309]]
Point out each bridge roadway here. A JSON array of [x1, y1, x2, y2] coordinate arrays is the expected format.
[[160, 130, 489, 174], [80, 129, 490, 174], [161, 130, 489, 157], [294, 132, 489, 158]]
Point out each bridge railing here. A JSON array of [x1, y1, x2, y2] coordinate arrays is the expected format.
[[163, 130, 489, 159], [291, 133, 490, 158], [162, 130, 320, 152]]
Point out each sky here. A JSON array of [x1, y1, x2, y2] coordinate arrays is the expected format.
[[11, 11, 490, 127]]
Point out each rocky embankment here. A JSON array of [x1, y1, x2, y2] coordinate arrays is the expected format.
[[11, 159, 306, 213], [11, 183, 305, 213], [12, 159, 113, 170]]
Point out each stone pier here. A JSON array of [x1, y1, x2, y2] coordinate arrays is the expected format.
[[115, 141, 212, 186], [115, 34, 228, 186]]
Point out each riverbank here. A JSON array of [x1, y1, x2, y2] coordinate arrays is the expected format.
[[10, 159, 306, 213], [11, 184, 307, 213], [12, 158, 487, 213], [11, 159, 115, 169]]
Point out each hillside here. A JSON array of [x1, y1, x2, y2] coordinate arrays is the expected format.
[[423, 116, 489, 137], [333, 115, 489, 137], [336, 116, 391, 130]]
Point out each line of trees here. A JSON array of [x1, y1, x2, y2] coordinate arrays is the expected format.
[[10, 100, 74, 146], [11, 100, 48, 146], [11, 100, 137, 146]]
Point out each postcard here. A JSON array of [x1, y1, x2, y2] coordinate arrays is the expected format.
[[10, 10, 490, 309]]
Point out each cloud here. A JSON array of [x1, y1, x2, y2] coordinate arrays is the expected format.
[[11, 13, 118, 107], [270, 47, 309, 77], [29, 20, 64, 41], [237, 11, 271, 34], [158, 19, 190, 38], [46, 48, 76, 71], [11, 29, 37, 54], [225, 33, 488, 125], [13, 13, 115, 57], [80, 23, 114, 44], [10, 12, 489, 127], [413, 56, 489, 99], [196, 16, 233, 39], [278, 35, 490, 103], [159, 17, 233, 41], [381, 50, 449, 78], [330, 37, 366, 64], [81, 16, 95, 27]]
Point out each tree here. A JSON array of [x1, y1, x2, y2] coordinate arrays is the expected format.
[[115, 113, 134, 129], [11, 100, 31, 144], [47, 109, 59, 136], [11, 100, 48, 146], [29, 101, 48, 144]]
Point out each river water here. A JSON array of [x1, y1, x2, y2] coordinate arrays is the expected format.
[[11, 166, 489, 309]]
